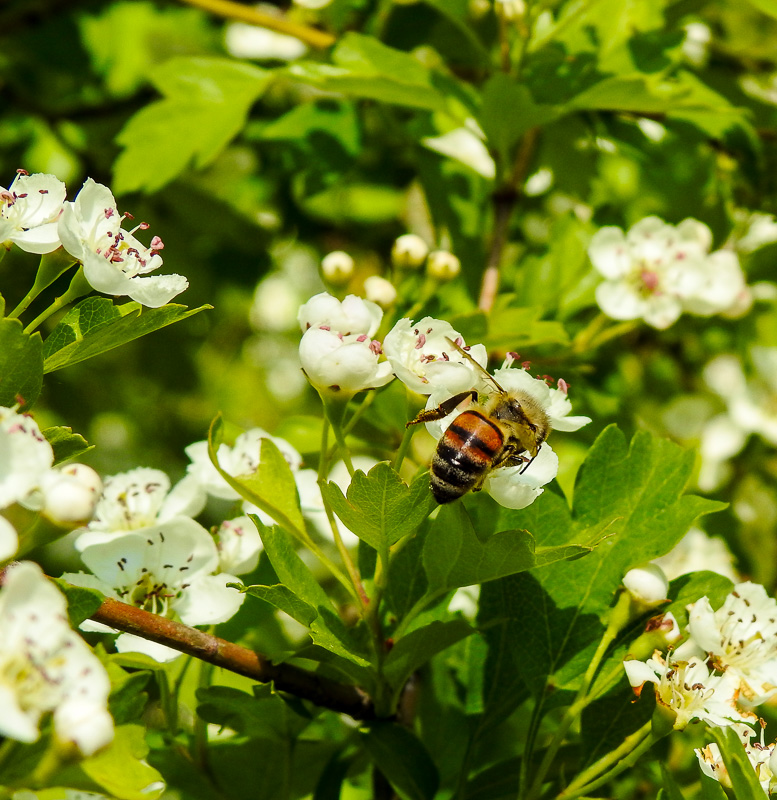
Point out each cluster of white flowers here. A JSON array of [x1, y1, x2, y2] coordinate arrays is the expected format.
[[1, 170, 187, 308], [588, 216, 749, 329], [624, 580, 777, 790], [698, 348, 777, 490], [296, 291, 590, 509]]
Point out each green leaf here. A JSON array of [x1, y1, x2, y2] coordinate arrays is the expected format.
[[383, 619, 474, 692], [321, 463, 435, 552], [485, 302, 570, 350], [52, 578, 105, 627], [253, 522, 374, 674], [113, 57, 273, 193], [660, 762, 689, 800], [360, 721, 439, 800], [287, 33, 468, 118], [0, 316, 43, 409], [710, 726, 769, 800], [196, 685, 308, 740], [207, 416, 307, 540], [81, 724, 165, 800], [464, 757, 521, 800], [476, 426, 724, 722], [237, 582, 317, 626], [42, 298, 211, 372], [43, 425, 92, 464], [744, 0, 777, 19]]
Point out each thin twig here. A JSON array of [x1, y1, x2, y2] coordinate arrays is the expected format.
[[177, 0, 336, 49], [90, 596, 375, 719]]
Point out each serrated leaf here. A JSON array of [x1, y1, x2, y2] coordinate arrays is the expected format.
[[423, 504, 537, 592], [0, 316, 43, 409], [476, 426, 725, 723], [254, 522, 374, 674], [208, 416, 306, 540], [52, 578, 105, 627], [113, 57, 273, 193], [81, 724, 164, 800], [710, 726, 769, 800], [360, 722, 439, 800], [322, 463, 435, 552], [383, 619, 474, 692], [43, 299, 210, 372], [43, 425, 92, 464], [237, 582, 317, 626]]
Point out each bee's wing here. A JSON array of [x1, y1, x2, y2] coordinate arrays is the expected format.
[[444, 336, 506, 394]]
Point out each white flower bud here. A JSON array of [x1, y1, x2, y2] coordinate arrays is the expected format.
[[321, 250, 355, 286], [391, 234, 429, 270], [623, 564, 669, 609], [363, 275, 397, 308], [298, 292, 383, 337], [426, 250, 461, 282], [40, 464, 103, 526]]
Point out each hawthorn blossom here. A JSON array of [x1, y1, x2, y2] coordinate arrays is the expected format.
[[0, 171, 66, 254], [687, 583, 777, 704], [0, 405, 54, 509], [297, 292, 382, 337], [0, 561, 114, 754], [185, 428, 303, 502], [215, 515, 263, 575], [653, 527, 739, 582], [696, 735, 776, 793], [66, 524, 244, 662], [320, 251, 355, 285], [21, 463, 104, 527], [299, 327, 394, 397], [58, 178, 188, 307], [624, 649, 756, 731], [391, 234, 429, 270], [363, 275, 397, 308], [589, 216, 747, 329], [74, 467, 205, 550], [383, 318, 489, 396], [622, 564, 669, 609], [0, 515, 18, 561]]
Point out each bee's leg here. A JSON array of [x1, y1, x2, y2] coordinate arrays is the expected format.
[[406, 391, 478, 427]]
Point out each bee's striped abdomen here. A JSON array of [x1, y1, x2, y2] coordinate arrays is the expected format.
[[430, 410, 505, 503]]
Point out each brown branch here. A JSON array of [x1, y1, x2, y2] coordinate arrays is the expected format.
[[478, 126, 540, 313], [91, 597, 375, 719], [177, 0, 336, 50]]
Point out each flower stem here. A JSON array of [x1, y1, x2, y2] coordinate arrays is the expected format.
[[8, 249, 78, 319], [177, 0, 335, 48], [556, 721, 655, 799], [23, 266, 91, 333]]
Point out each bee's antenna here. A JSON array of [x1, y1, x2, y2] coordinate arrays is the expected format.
[[444, 337, 506, 394]]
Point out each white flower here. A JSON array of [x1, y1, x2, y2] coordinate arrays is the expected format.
[[0, 171, 66, 254], [391, 234, 429, 270], [216, 515, 263, 575], [589, 216, 747, 329], [363, 276, 397, 308], [0, 406, 54, 509], [58, 178, 188, 308], [321, 251, 355, 285], [624, 649, 755, 731], [383, 318, 488, 396], [74, 467, 205, 550], [482, 444, 559, 509], [653, 528, 739, 582], [696, 736, 775, 793], [65, 523, 244, 662], [224, 6, 308, 61], [186, 428, 303, 502], [687, 583, 777, 704], [426, 250, 461, 281], [299, 327, 394, 398], [623, 564, 669, 609], [37, 463, 103, 526], [298, 292, 383, 337], [0, 561, 113, 754]]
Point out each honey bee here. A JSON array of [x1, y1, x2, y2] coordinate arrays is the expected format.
[[407, 338, 550, 504]]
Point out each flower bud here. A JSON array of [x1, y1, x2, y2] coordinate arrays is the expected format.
[[426, 250, 461, 282], [321, 250, 355, 286], [40, 464, 103, 526], [363, 275, 397, 308], [391, 234, 429, 270], [623, 564, 669, 610]]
